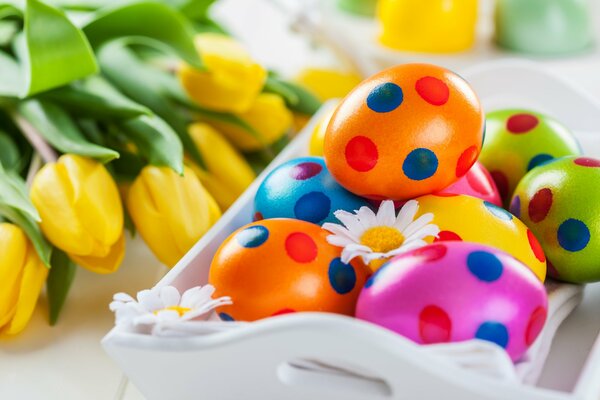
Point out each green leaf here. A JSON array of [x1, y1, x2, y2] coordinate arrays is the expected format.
[[264, 75, 322, 115], [83, 1, 202, 68], [17, 99, 119, 162], [0, 49, 23, 97], [47, 248, 76, 325], [22, 0, 98, 96], [119, 115, 183, 174], [1, 206, 52, 267], [41, 75, 151, 120], [163, 0, 215, 20], [0, 130, 20, 171], [0, 19, 19, 46]]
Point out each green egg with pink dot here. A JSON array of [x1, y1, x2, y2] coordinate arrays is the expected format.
[[479, 109, 581, 205], [510, 156, 600, 283]]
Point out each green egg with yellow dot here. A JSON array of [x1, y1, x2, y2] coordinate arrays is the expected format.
[[479, 109, 581, 205], [510, 156, 600, 283]]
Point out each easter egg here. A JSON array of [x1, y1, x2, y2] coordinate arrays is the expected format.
[[309, 107, 335, 156], [415, 194, 546, 281], [479, 109, 581, 204], [254, 156, 370, 224], [324, 63, 484, 201], [511, 156, 600, 282], [437, 162, 502, 206], [356, 242, 548, 361], [209, 219, 369, 321]]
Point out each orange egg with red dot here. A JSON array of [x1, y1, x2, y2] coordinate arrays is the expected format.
[[209, 219, 369, 321], [324, 63, 485, 200]]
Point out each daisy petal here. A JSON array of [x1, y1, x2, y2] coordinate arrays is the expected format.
[[394, 200, 419, 231], [403, 213, 435, 238], [385, 240, 428, 257], [405, 224, 440, 242], [322, 223, 358, 242], [334, 210, 365, 234], [326, 235, 355, 248], [377, 201, 396, 226], [113, 292, 135, 303], [356, 206, 377, 231], [137, 289, 164, 312], [159, 286, 181, 307]]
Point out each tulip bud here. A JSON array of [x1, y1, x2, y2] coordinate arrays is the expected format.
[[209, 93, 293, 152], [0, 223, 48, 335], [294, 68, 362, 102], [309, 106, 336, 156], [187, 123, 255, 210], [178, 33, 267, 114], [30, 154, 125, 274], [127, 165, 222, 267]]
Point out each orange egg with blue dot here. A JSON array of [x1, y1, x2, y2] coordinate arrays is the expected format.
[[209, 219, 369, 321], [324, 63, 484, 201]]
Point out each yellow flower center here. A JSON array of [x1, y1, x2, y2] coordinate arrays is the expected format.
[[360, 226, 405, 253], [155, 305, 191, 317]]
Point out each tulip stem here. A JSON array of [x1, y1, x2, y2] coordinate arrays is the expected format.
[[26, 153, 42, 187], [9, 110, 58, 164]]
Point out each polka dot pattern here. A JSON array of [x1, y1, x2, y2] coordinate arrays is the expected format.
[[525, 306, 547, 346], [475, 321, 509, 348], [506, 114, 539, 134], [527, 154, 554, 171], [411, 244, 448, 262], [285, 232, 318, 263], [558, 219, 590, 252], [574, 157, 600, 168], [403, 148, 439, 181], [527, 230, 546, 263], [328, 258, 357, 294], [415, 76, 450, 106], [271, 308, 296, 316], [219, 312, 235, 321], [456, 146, 479, 178], [528, 188, 553, 223], [467, 251, 503, 282], [345, 136, 378, 172], [435, 231, 462, 242], [253, 211, 263, 221], [294, 192, 331, 224], [510, 196, 521, 218], [289, 162, 322, 180], [484, 201, 513, 221], [237, 225, 269, 248], [366, 82, 404, 113], [466, 169, 492, 195], [419, 305, 452, 344]]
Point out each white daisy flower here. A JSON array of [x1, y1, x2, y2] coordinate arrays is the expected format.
[[109, 285, 233, 337], [323, 200, 440, 271]]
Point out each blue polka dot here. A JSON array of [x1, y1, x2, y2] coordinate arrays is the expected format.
[[484, 201, 513, 221], [328, 258, 356, 294], [509, 196, 521, 218], [475, 321, 509, 348], [236, 225, 269, 248], [366, 82, 404, 113], [402, 148, 438, 181], [558, 219, 590, 252], [294, 191, 331, 224], [527, 154, 554, 171], [467, 251, 503, 282], [219, 312, 234, 321]]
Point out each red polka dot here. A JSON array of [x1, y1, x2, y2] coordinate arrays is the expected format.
[[574, 157, 600, 168], [525, 306, 547, 346], [254, 212, 263, 221], [415, 77, 450, 106], [490, 170, 509, 200], [506, 114, 539, 134], [411, 244, 448, 262], [433, 192, 459, 197], [456, 146, 479, 178], [345, 136, 378, 172], [528, 188, 553, 223], [466, 167, 493, 195], [419, 305, 452, 344], [527, 229, 546, 263], [271, 308, 296, 317], [434, 231, 462, 242], [285, 232, 318, 263]]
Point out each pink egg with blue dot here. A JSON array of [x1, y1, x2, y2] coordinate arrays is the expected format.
[[254, 157, 371, 224], [436, 162, 502, 206], [356, 241, 548, 361]]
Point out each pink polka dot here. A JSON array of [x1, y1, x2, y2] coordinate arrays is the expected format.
[[434, 231, 462, 242], [506, 114, 539, 134], [466, 167, 493, 195], [254, 212, 263, 221], [490, 170, 509, 200], [419, 305, 452, 344], [289, 162, 322, 180], [411, 244, 448, 262], [285, 232, 318, 263], [528, 188, 553, 223], [271, 308, 296, 316], [527, 230, 546, 263], [415, 77, 450, 106], [574, 157, 600, 168], [525, 306, 547, 346], [456, 146, 479, 178], [345, 136, 378, 172]]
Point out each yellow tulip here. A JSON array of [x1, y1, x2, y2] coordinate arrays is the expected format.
[[178, 33, 267, 113], [309, 106, 337, 156], [187, 123, 256, 210], [209, 93, 293, 152], [30, 154, 125, 274], [293, 113, 311, 132], [127, 165, 222, 267], [377, 0, 478, 53], [294, 68, 362, 101], [0, 223, 48, 335]]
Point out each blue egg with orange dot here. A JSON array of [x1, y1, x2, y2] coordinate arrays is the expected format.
[[254, 156, 370, 224], [209, 219, 369, 321], [511, 156, 600, 283], [324, 63, 485, 201]]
